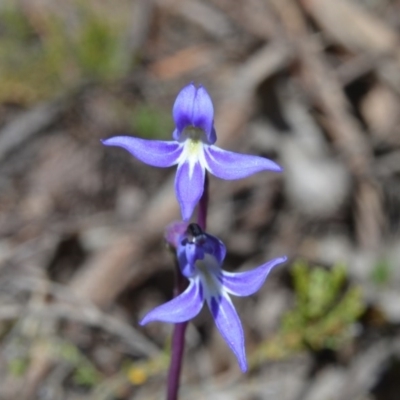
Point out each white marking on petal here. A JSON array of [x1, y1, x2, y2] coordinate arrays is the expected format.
[[195, 254, 224, 299], [177, 138, 208, 179]]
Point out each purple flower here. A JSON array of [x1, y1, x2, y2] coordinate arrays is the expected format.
[[102, 83, 282, 221], [140, 223, 287, 372]]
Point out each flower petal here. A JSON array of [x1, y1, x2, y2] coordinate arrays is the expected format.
[[204, 146, 282, 179], [186, 242, 204, 266], [173, 84, 196, 136], [177, 243, 195, 278], [203, 233, 226, 265], [176, 242, 204, 278], [192, 86, 216, 144], [223, 256, 287, 297], [102, 136, 183, 167], [140, 279, 203, 325], [175, 160, 205, 221], [208, 295, 247, 372]]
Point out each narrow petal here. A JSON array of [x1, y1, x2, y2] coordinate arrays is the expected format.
[[208, 295, 247, 372], [223, 256, 287, 297], [192, 86, 216, 144], [204, 146, 282, 180], [177, 244, 194, 278], [172, 128, 180, 142], [186, 242, 204, 266], [102, 136, 182, 167], [140, 279, 203, 325], [177, 242, 203, 278], [173, 84, 196, 135], [175, 160, 205, 221]]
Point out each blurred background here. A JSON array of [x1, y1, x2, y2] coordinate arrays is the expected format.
[[1, 0, 400, 399]]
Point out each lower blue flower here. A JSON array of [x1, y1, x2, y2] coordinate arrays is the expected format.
[[140, 223, 287, 372]]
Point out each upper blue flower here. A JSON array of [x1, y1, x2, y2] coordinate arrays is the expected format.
[[140, 223, 287, 372], [102, 83, 282, 221]]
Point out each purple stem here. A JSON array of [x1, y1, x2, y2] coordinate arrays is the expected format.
[[166, 174, 209, 400], [166, 276, 188, 400]]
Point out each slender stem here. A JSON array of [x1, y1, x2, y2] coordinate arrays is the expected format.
[[166, 271, 188, 400], [166, 173, 209, 400]]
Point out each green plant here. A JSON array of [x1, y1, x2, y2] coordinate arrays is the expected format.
[[56, 341, 101, 387], [371, 258, 392, 286], [251, 260, 365, 366], [8, 357, 29, 376], [0, 0, 132, 103]]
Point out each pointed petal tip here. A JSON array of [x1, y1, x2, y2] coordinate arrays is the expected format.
[[195, 84, 211, 97], [139, 312, 156, 326], [178, 82, 196, 96], [180, 205, 192, 221], [101, 136, 126, 147], [139, 314, 164, 326], [101, 137, 123, 147], [178, 198, 194, 221], [277, 255, 288, 264], [101, 138, 113, 146], [263, 159, 283, 173], [263, 254, 289, 270], [239, 361, 248, 373]]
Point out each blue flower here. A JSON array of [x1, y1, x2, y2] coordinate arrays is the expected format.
[[102, 83, 282, 221], [140, 223, 287, 372]]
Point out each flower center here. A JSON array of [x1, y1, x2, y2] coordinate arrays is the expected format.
[[186, 138, 203, 158], [182, 126, 207, 142], [196, 254, 222, 297]]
